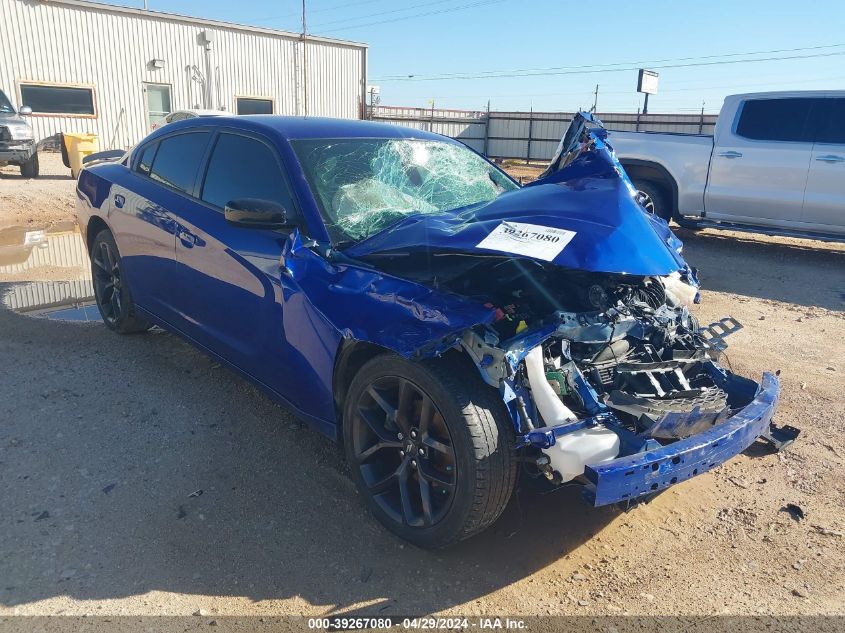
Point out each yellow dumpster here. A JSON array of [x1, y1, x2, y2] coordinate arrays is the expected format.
[[62, 133, 99, 179]]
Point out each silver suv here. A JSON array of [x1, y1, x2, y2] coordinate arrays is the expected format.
[[0, 89, 38, 178]]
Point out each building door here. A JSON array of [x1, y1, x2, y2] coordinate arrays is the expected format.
[[144, 83, 172, 131]]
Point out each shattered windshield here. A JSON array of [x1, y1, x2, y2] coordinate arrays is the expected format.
[[292, 138, 519, 243], [0, 91, 15, 114]]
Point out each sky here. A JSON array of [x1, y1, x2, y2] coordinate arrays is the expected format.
[[106, 0, 845, 113]]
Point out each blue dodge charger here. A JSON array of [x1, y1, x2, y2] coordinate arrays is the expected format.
[[76, 113, 793, 548]]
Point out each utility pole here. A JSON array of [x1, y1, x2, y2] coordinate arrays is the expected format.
[[301, 0, 308, 116], [591, 84, 599, 113], [643, 92, 650, 115]]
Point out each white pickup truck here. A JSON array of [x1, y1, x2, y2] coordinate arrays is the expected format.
[[609, 91, 845, 241]]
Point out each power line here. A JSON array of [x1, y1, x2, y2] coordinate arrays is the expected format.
[[322, 0, 506, 33], [313, 0, 455, 28], [248, 0, 386, 24], [372, 43, 845, 82]]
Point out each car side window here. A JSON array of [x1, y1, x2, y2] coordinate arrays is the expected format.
[[148, 132, 210, 194], [735, 98, 817, 142], [200, 133, 296, 215], [816, 98, 845, 145], [135, 142, 159, 176]]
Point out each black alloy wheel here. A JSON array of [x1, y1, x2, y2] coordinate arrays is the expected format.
[[350, 375, 457, 528], [343, 354, 517, 549], [91, 230, 151, 333]]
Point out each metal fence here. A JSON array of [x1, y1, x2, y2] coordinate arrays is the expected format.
[[369, 105, 718, 161]]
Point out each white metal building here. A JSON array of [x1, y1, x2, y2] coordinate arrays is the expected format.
[[0, 0, 368, 148]]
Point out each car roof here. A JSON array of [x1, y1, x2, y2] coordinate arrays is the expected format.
[[172, 109, 227, 117], [726, 90, 845, 101], [157, 115, 449, 142]]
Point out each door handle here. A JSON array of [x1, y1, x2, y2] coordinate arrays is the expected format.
[[718, 151, 743, 159], [113, 194, 125, 208], [816, 154, 845, 163]]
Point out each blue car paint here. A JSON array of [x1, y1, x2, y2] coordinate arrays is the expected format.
[[76, 114, 781, 508], [584, 372, 780, 506], [345, 182, 687, 277]]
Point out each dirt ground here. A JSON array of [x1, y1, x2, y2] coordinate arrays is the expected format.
[[1, 153, 844, 618]]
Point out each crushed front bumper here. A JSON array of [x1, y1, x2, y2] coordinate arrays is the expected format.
[[582, 372, 780, 506]]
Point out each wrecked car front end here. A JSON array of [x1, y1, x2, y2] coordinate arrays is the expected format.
[[286, 113, 795, 509]]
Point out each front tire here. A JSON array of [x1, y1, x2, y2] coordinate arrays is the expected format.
[[91, 229, 152, 334], [343, 354, 517, 548], [20, 153, 39, 178]]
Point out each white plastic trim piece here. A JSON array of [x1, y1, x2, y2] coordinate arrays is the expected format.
[[524, 345, 577, 426]]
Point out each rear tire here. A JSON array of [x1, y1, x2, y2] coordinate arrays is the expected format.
[[20, 153, 39, 178], [343, 354, 517, 548], [91, 229, 152, 334], [632, 179, 670, 221]]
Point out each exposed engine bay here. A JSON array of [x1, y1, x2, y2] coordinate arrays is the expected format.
[[334, 111, 797, 498], [363, 247, 750, 483]]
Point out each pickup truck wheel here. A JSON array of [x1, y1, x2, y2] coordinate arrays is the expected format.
[[20, 153, 39, 178], [91, 230, 152, 334], [633, 180, 670, 221], [343, 354, 517, 548]]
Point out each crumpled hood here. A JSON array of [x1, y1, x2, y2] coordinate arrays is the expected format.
[[344, 129, 688, 277]]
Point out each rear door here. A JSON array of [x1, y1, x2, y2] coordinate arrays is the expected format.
[[704, 97, 816, 227], [802, 97, 845, 234], [169, 129, 302, 391], [108, 130, 211, 322]]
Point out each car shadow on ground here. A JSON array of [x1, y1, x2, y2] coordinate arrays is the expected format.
[[675, 228, 845, 311], [0, 303, 616, 615]]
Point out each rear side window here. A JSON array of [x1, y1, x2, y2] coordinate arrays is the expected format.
[[200, 133, 295, 212], [816, 98, 845, 144], [135, 142, 158, 176], [735, 98, 815, 142], [148, 132, 210, 193]]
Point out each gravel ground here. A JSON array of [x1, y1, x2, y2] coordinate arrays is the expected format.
[[1, 153, 844, 617]]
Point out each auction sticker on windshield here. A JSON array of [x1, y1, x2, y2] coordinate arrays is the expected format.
[[476, 221, 576, 261]]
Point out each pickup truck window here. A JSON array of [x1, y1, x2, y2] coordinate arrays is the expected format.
[[816, 98, 845, 145], [0, 90, 14, 114], [736, 98, 815, 143]]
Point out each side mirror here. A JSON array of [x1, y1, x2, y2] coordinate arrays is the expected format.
[[224, 198, 291, 229], [19, 106, 32, 116]]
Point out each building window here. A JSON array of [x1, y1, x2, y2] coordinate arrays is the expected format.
[[19, 83, 96, 116], [144, 83, 172, 130], [236, 97, 274, 115]]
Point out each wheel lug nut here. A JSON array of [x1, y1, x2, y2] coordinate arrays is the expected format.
[[410, 430, 417, 439], [397, 432, 404, 440], [399, 450, 405, 457], [411, 460, 417, 469]]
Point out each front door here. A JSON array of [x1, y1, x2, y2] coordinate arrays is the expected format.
[[802, 97, 845, 234], [144, 83, 171, 131], [704, 97, 816, 227]]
